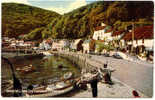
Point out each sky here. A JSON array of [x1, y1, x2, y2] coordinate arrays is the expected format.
[[2, 0, 98, 14]]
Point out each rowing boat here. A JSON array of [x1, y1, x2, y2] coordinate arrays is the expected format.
[[5, 78, 75, 97]]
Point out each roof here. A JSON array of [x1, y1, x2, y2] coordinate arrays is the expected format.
[[94, 26, 106, 31], [112, 30, 125, 36], [104, 26, 113, 33], [45, 40, 52, 43], [104, 28, 113, 33], [123, 25, 153, 40], [94, 25, 113, 33]]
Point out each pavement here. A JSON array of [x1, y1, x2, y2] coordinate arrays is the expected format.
[[90, 54, 153, 97], [55, 51, 153, 98], [73, 78, 147, 98]]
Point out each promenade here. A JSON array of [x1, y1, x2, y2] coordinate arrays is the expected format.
[[73, 78, 147, 98], [91, 55, 153, 97], [55, 51, 150, 98]]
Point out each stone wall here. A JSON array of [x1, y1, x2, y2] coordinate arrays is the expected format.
[[55, 52, 100, 73]]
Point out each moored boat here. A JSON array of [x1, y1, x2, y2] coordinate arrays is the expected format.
[[62, 72, 73, 80], [16, 64, 35, 74], [5, 77, 76, 97]]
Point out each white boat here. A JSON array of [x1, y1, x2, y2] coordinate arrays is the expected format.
[[63, 72, 73, 80], [42, 51, 53, 56], [5, 79, 75, 97]]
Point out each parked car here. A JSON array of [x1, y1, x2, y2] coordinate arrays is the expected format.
[[112, 53, 123, 59], [89, 51, 95, 55], [103, 53, 110, 57]]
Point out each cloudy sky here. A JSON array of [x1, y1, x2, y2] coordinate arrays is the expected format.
[[2, 0, 97, 14]]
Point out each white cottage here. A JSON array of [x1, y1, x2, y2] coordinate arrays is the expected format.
[[112, 30, 125, 48], [71, 39, 83, 52], [51, 40, 70, 51], [112, 30, 125, 40], [51, 42, 62, 51], [39, 40, 51, 50], [82, 40, 91, 53], [123, 25, 153, 52], [93, 23, 113, 41]]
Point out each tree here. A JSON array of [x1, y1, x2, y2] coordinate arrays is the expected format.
[[24, 27, 44, 40]]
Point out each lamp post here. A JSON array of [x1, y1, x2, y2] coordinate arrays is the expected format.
[[2, 57, 22, 97], [131, 21, 135, 53]]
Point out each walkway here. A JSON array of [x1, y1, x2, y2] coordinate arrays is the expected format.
[[91, 55, 153, 97]]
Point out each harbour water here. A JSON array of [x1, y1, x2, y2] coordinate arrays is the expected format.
[[1, 52, 81, 96]]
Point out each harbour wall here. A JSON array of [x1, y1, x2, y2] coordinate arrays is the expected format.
[[53, 51, 104, 73]]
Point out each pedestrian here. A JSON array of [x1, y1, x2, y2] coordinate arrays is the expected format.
[[146, 51, 150, 61], [99, 63, 114, 85], [27, 84, 33, 95], [90, 78, 98, 97]]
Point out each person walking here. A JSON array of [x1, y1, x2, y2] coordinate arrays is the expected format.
[[146, 51, 150, 61], [90, 78, 98, 97]]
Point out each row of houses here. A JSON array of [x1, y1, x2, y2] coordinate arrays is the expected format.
[[2, 37, 35, 49], [39, 39, 70, 51], [92, 23, 154, 54], [3, 22, 152, 56], [40, 23, 153, 55], [39, 38, 89, 54]]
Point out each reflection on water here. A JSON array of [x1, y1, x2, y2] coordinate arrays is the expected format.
[[1, 54, 80, 92]]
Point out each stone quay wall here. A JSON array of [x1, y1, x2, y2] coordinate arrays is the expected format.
[[53, 51, 104, 73]]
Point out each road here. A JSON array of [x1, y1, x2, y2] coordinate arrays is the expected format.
[[91, 55, 153, 97]]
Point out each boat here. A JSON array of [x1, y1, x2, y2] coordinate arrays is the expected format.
[[62, 72, 73, 80], [59, 72, 74, 81], [27, 84, 74, 97], [5, 78, 76, 97], [42, 51, 53, 56], [16, 64, 35, 74]]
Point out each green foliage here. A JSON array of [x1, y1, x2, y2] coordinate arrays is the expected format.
[[95, 41, 114, 52], [24, 27, 44, 40], [41, 28, 51, 39], [2, 3, 60, 38], [47, 1, 153, 39], [2, 1, 153, 40]]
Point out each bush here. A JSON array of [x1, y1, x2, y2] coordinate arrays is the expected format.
[[95, 41, 114, 52]]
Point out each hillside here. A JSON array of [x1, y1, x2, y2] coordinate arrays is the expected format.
[[2, 3, 61, 39], [2, 1, 153, 40], [46, 1, 153, 39]]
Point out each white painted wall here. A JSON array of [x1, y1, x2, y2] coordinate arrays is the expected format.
[[52, 42, 62, 50], [126, 39, 154, 48], [120, 39, 125, 47], [82, 43, 90, 53], [93, 29, 113, 41], [143, 39, 154, 48], [113, 34, 124, 40]]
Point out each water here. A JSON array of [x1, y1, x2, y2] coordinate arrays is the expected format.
[[1, 53, 81, 95]]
